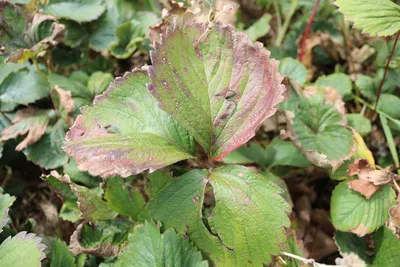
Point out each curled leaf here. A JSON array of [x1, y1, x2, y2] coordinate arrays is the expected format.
[[0, 107, 55, 151], [283, 86, 353, 170]]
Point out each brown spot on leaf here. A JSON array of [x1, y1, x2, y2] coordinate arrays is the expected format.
[[350, 223, 369, 237]]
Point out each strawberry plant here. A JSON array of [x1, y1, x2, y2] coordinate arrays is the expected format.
[[2, 0, 400, 266]]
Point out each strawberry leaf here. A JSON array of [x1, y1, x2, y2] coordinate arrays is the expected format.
[[373, 227, 400, 267], [335, 0, 400, 37], [110, 221, 208, 267], [64, 68, 195, 178], [331, 182, 395, 237], [209, 165, 291, 265], [148, 23, 285, 160], [0, 232, 46, 267], [141, 166, 290, 265]]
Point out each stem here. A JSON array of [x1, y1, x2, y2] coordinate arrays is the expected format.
[[273, 0, 282, 32], [380, 115, 400, 174], [374, 31, 400, 112], [275, 0, 298, 46], [281, 252, 337, 267], [299, 0, 320, 62]]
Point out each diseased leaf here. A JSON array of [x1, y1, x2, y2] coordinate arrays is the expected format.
[[0, 107, 55, 151], [104, 176, 145, 220], [148, 23, 285, 160], [315, 73, 352, 98], [70, 182, 118, 221], [335, 0, 400, 37], [331, 182, 395, 237], [278, 58, 308, 85], [0, 232, 46, 267], [0, 69, 50, 105], [209, 165, 291, 265], [50, 239, 75, 267], [41, 0, 106, 23], [64, 68, 195, 178], [373, 227, 400, 267], [110, 221, 208, 267], [23, 120, 69, 169], [283, 87, 353, 170]]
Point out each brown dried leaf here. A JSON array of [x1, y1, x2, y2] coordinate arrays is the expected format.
[[69, 223, 120, 257], [348, 179, 379, 199], [0, 107, 54, 151], [347, 159, 393, 198], [53, 86, 75, 126], [350, 223, 369, 237]]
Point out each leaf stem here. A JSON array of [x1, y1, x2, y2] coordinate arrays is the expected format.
[[380, 115, 400, 174], [281, 252, 337, 267], [273, 0, 282, 32], [299, 0, 320, 62], [275, 0, 298, 46], [374, 31, 400, 112]]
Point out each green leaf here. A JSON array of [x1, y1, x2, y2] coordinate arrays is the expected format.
[[331, 182, 395, 236], [50, 239, 76, 267], [110, 12, 158, 59], [70, 182, 118, 221], [140, 169, 208, 233], [23, 120, 69, 169], [335, 0, 400, 36], [0, 232, 46, 267], [315, 73, 352, 98], [209, 165, 291, 265], [373, 227, 400, 267], [264, 138, 310, 168], [104, 176, 145, 220], [0, 63, 24, 85], [0, 3, 27, 52], [0, 69, 50, 105], [149, 24, 285, 160], [1, 108, 55, 151], [41, 0, 106, 23], [64, 159, 101, 188], [110, 221, 208, 267], [278, 58, 308, 85], [377, 94, 400, 119], [145, 170, 172, 199], [89, 14, 118, 51], [334, 231, 370, 263], [287, 94, 353, 168], [355, 70, 396, 100], [223, 139, 309, 168], [346, 114, 372, 136], [60, 20, 86, 48], [0, 190, 16, 231], [244, 14, 272, 41], [87, 71, 113, 96], [64, 69, 195, 178]]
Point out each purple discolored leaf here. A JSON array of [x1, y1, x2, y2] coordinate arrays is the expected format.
[[148, 23, 285, 160], [64, 68, 195, 178]]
